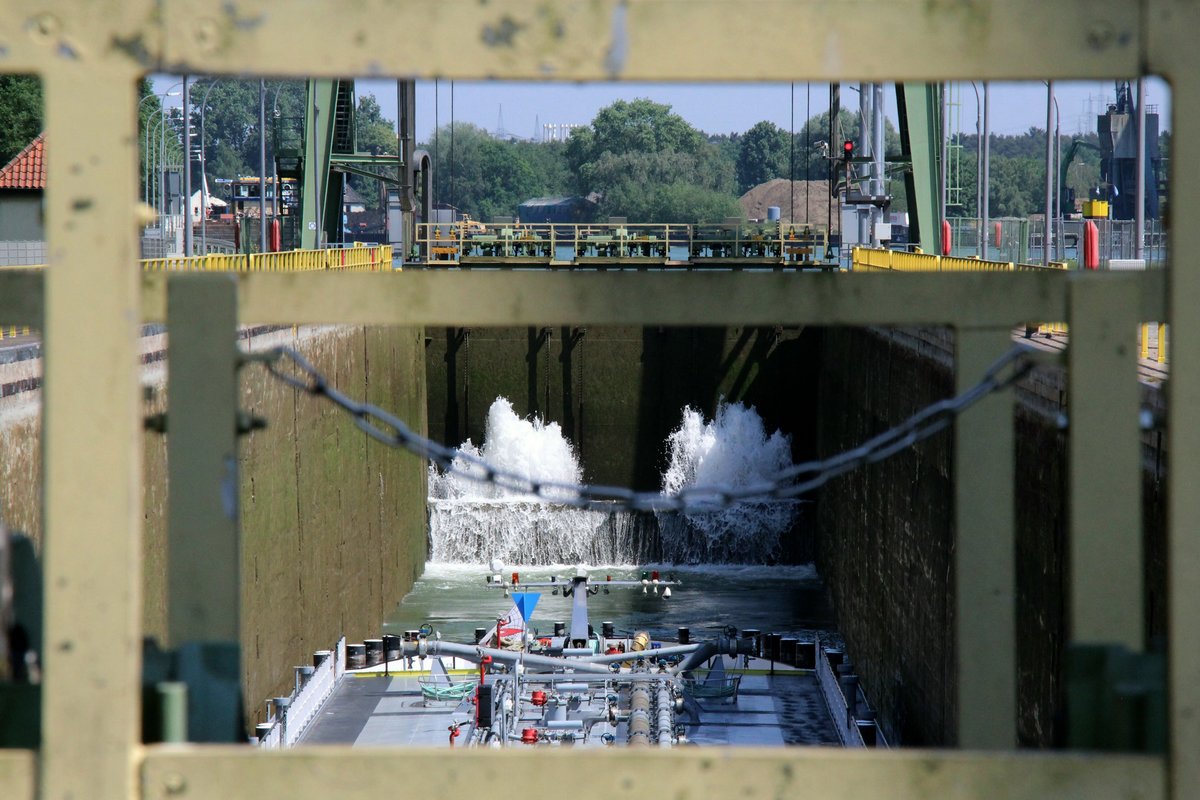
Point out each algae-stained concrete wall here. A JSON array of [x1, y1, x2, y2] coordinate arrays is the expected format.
[[815, 327, 1167, 748], [3, 325, 427, 726], [426, 326, 820, 491], [232, 325, 427, 717]]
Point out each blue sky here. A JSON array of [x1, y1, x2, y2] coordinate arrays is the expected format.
[[366, 79, 1172, 143], [155, 76, 1171, 142]]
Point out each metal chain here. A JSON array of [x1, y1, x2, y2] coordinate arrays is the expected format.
[[261, 344, 1036, 514]]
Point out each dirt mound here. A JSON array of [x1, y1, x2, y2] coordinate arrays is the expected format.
[[740, 179, 838, 232]]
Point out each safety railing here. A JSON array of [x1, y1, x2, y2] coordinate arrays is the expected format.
[[414, 221, 830, 266], [815, 642, 887, 748], [1142, 323, 1169, 365], [854, 248, 1169, 364], [24, 245, 394, 274], [852, 246, 1016, 272], [0, 325, 32, 340], [256, 637, 346, 749]]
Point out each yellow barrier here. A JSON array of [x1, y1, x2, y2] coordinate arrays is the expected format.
[[22, 246, 394, 274], [851, 246, 896, 271], [2, 247, 395, 336], [852, 247, 1016, 273], [1141, 322, 1169, 365], [850, 251, 1168, 363]]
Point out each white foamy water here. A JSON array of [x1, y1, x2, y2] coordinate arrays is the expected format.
[[658, 400, 800, 563], [427, 397, 802, 565], [429, 398, 581, 501], [429, 398, 629, 564]]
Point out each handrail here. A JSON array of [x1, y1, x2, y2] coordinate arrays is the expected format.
[[414, 221, 831, 266], [852, 247, 1168, 364], [18, 245, 394, 274]]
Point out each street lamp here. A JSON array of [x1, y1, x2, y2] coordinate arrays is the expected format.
[[271, 82, 287, 240], [153, 83, 184, 240], [969, 81, 982, 257], [197, 78, 222, 255], [139, 86, 179, 204], [149, 113, 168, 214]]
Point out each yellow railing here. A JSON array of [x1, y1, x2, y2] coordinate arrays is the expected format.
[[852, 247, 1016, 272], [23, 245, 392, 274], [0, 325, 32, 340], [853, 248, 1168, 365], [1141, 323, 1169, 365], [1, 247, 395, 338], [137, 244, 393, 273]]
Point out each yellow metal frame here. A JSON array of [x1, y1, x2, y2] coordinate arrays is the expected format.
[[0, 0, 1193, 798]]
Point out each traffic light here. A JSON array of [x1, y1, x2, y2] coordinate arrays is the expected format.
[[843, 140, 854, 160]]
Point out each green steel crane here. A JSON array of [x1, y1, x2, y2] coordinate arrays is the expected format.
[[278, 80, 414, 251]]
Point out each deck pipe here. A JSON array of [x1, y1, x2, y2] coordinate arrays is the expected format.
[[628, 684, 652, 747], [401, 639, 612, 675], [522, 672, 680, 683], [669, 636, 756, 675], [584, 636, 752, 669], [657, 684, 673, 747]]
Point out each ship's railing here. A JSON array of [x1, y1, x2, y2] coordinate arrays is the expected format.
[[414, 221, 830, 266], [257, 637, 346, 749], [815, 642, 887, 748]]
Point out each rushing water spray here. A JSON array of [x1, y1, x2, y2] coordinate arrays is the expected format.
[[429, 398, 581, 501], [658, 400, 800, 563], [427, 397, 801, 565], [429, 399, 658, 564]]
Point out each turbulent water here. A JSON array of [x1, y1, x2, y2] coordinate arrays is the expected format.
[[657, 402, 800, 563], [386, 562, 835, 645], [428, 397, 802, 565]]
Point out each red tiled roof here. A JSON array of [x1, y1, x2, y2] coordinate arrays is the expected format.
[[0, 133, 46, 190]]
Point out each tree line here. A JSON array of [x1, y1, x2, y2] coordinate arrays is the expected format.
[[422, 100, 904, 224], [1, 80, 1167, 225]]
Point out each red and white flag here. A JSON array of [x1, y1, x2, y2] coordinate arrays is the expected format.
[[478, 603, 526, 648]]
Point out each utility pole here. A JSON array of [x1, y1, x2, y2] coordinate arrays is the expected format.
[[183, 76, 193, 257], [1044, 81, 1054, 265], [981, 82, 991, 259], [259, 79, 268, 253], [1135, 78, 1146, 261]]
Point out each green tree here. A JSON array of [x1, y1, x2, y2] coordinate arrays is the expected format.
[[566, 99, 704, 177], [736, 121, 790, 193], [346, 94, 397, 211], [424, 123, 543, 220], [0, 76, 43, 166], [567, 99, 739, 222], [513, 139, 572, 197]]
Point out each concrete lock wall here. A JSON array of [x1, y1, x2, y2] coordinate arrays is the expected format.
[[1, 324, 428, 727], [425, 325, 821, 492], [815, 327, 1168, 748]]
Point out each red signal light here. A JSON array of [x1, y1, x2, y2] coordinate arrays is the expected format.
[[843, 140, 854, 158]]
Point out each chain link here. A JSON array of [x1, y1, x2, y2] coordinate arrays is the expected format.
[[262, 344, 1036, 514]]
